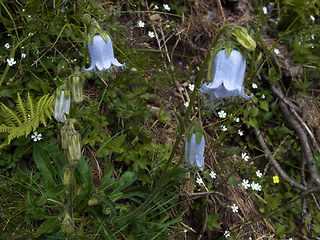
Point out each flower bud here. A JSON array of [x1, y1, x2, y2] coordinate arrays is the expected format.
[[69, 67, 84, 103], [63, 165, 74, 186], [88, 198, 99, 206], [232, 26, 256, 51], [61, 212, 74, 234], [67, 131, 81, 165]]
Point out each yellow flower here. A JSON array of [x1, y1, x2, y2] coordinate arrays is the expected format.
[[273, 176, 279, 184]]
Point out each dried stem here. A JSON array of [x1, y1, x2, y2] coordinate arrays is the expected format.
[[253, 128, 307, 191]]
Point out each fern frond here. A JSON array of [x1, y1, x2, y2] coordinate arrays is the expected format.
[[0, 125, 14, 133], [1, 92, 55, 144], [0, 103, 21, 126], [27, 92, 35, 119], [17, 92, 28, 122]]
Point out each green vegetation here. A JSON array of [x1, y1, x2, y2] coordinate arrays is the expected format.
[[0, 0, 320, 239]]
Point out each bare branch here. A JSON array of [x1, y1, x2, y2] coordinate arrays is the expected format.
[[254, 128, 307, 191]]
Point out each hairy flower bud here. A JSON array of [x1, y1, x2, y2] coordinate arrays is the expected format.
[[69, 67, 84, 103], [63, 165, 74, 186], [232, 26, 256, 51], [61, 212, 74, 234], [67, 131, 81, 165]]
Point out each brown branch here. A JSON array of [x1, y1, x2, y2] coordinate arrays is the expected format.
[[254, 128, 307, 191], [279, 100, 320, 186]]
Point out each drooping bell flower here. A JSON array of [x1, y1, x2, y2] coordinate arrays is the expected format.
[[200, 49, 252, 99], [85, 34, 124, 71], [69, 67, 85, 103], [54, 90, 70, 123], [185, 133, 205, 170]]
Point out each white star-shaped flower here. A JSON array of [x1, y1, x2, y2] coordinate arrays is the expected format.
[[221, 125, 227, 131], [196, 177, 204, 185], [262, 6, 268, 14], [241, 152, 250, 161], [210, 171, 217, 179], [242, 179, 250, 189], [188, 83, 195, 91], [7, 58, 16, 66], [137, 20, 145, 28], [4, 43, 10, 49], [234, 117, 240, 122], [238, 129, 244, 136], [21, 53, 26, 58], [256, 170, 263, 178], [274, 48, 280, 55], [184, 102, 189, 108], [231, 204, 239, 213], [163, 4, 170, 11], [31, 132, 42, 142], [218, 110, 227, 118], [252, 83, 258, 89], [310, 15, 315, 22], [224, 230, 231, 238], [148, 31, 155, 38]]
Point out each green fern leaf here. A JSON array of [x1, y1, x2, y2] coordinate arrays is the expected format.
[[0, 103, 21, 126], [0, 92, 55, 144]]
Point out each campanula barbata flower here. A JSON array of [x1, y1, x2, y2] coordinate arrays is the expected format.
[[185, 133, 205, 170], [54, 90, 70, 123], [200, 49, 252, 99], [85, 34, 124, 71]]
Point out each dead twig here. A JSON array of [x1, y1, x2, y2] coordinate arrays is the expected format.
[[253, 128, 307, 191]]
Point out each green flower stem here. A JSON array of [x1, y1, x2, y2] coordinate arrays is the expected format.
[[116, 25, 233, 224]]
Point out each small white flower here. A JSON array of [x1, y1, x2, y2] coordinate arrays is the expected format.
[[224, 230, 231, 238], [137, 20, 145, 28], [148, 31, 155, 38], [252, 83, 258, 89], [262, 6, 268, 14], [28, 32, 33, 36], [31, 132, 42, 142], [262, 94, 265, 99], [7, 58, 16, 66], [241, 152, 250, 161], [238, 129, 244, 136], [21, 53, 26, 58], [311, 34, 315, 40], [154, 5, 159, 9], [218, 110, 227, 118], [163, 4, 170, 11], [274, 48, 280, 55], [251, 182, 262, 191], [234, 117, 240, 122], [310, 15, 315, 22], [288, 238, 293, 240], [188, 83, 195, 91], [231, 204, 239, 213], [242, 179, 250, 189], [22, 8, 25, 12], [27, 15, 31, 18], [210, 171, 217, 179], [221, 125, 227, 131], [184, 102, 189, 108], [184, 229, 187, 233], [249, 237, 253, 240], [196, 177, 204, 185], [4, 43, 10, 49], [256, 170, 262, 178]]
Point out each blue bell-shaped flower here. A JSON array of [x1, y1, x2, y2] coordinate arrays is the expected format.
[[54, 90, 70, 123], [185, 133, 205, 170], [85, 34, 124, 71], [200, 49, 252, 99]]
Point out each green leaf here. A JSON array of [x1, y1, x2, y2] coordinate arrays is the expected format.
[[207, 213, 222, 230], [77, 157, 93, 195], [259, 101, 269, 112], [33, 143, 57, 188], [35, 217, 60, 238], [37, 184, 67, 205]]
